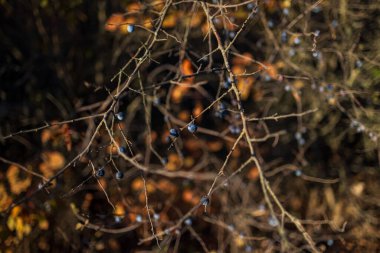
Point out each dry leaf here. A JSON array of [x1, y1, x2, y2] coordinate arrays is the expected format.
[[237, 76, 254, 100], [132, 178, 144, 191], [171, 85, 189, 103], [247, 166, 259, 180], [233, 53, 254, 66], [0, 184, 12, 212], [126, 2, 142, 12], [114, 202, 125, 216], [105, 14, 125, 32], [6, 165, 32, 195], [193, 102, 203, 118], [181, 59, 193, 76], [162, 13, 177, 28], [182, 189, 199, 205], [166, 153, 181, 171]]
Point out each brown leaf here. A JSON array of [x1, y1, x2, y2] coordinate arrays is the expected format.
[[6, 165, 32, 195]]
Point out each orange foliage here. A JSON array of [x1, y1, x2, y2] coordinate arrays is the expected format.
[[193, 102, 203, 119], [260, 63, 278, 79], [166, 153, 181, 171], [157, 179, 177, 193], [264, 0, 278, 12], [171, 85, 188, 103], [237, 76, 255, 100], [132, 178, 144, 191], [41, 123, 72, 151], [247, 166, 259, 180], [105, 14, 125, 32], [207, 141, 224, 152], [39, 151, 65, 179], [6, 165, 32, 195], [233, 52, 254, 66], [114, 202, 126, 216], [189, 12, 203, 28], [178, 110, 190, 121], [184, 139, 202, 152], [126, 2, 142, 12], [0, 184, 12, 211], [182, 189, 199, 205], [181, 59, 194, 78], [163, 14, 177, 28]]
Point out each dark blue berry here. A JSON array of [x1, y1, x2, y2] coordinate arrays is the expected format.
[[215, 110, 228, 119], [268, 215, 279, 227], [223, 80, 231, 89], [268, 20, 274, 28], [184, 218, 192, 226], [200, 196, 209, 206], [313, 51, 321, 58], [355, 60, 363, 68], [96, 167, 105, 177], [294, 37, 301, 45], [281, 31, 287, 43], [127, 24, 135, 33], [247, 3, 255, 10], [153, 97, 160, 106], [219, 102, 227, 111], [115, 112, 124, 121], [161, 157, 168, 164], [115, 171, 124, 180], [114, 216, 122, 223], [312, 6, 321, 13], [119, 146, 127, 154], [326, 83, 334, 91], [169, 128, 179, 137], [187, 123, 198, 133], [229, 125, 241, 135]]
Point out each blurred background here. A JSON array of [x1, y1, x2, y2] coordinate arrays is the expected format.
[[1, 0, 380, 252]]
